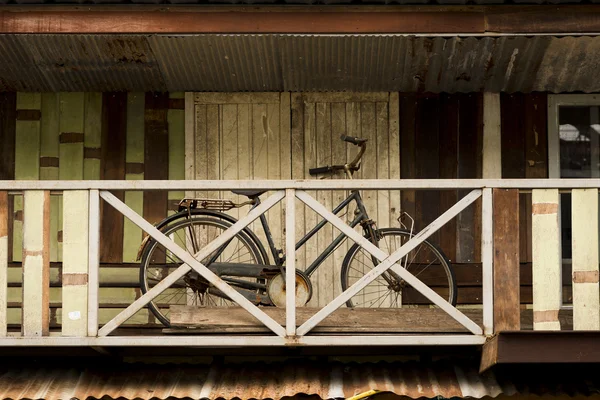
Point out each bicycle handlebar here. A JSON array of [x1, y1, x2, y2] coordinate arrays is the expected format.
[[309, 135, 367, 177], [341, 135, 368, 146]]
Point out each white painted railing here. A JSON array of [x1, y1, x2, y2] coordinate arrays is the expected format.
[[0, 179, 599, 347]]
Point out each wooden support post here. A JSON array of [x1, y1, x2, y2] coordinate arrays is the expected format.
[[483, 93, 501, 179], [532, 189, 561, 330], [62, 190, 89, 337], [493, 188, 520, 331], [22, 190, 50, 337], [481, 188, 494, 335], [88, 189, 100, 337], [285, 189, 296, 337], [571, 189, 600, 330], [0, 191, 7, 337]]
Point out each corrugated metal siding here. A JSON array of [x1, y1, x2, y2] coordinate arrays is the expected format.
[[1, 34, 600, 93], [0, 360, 599, 400]]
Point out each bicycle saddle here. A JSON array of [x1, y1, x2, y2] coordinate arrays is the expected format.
[[231, 189, 267, 198]]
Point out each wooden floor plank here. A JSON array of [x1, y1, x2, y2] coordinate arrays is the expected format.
[[168, 306, 482, 333]]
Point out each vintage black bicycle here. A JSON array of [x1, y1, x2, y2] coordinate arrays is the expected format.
[[137, 135, 457, 327]]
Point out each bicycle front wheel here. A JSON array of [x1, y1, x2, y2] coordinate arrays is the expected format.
[[341, 228, 456, 308], [139, 215, 267, 327]]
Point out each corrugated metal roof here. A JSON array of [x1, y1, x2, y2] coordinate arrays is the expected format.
[[2, 34, 600, 93], [0, 359, 599, 400]]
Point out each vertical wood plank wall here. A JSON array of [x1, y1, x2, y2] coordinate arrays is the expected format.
[[0, 90, 560, 328], [500, 93, 554, 308], [192, 92, 484, 307], [2, 92, 185, 329]]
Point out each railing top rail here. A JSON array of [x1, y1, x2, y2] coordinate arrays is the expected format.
[[0, 179, 600, 191]]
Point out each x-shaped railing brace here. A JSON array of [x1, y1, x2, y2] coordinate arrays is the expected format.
[[97, 188, 483, 338]]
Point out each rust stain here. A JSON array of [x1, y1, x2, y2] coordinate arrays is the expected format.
[[533, 309, 559, 323], [62, 273, 89, 286], [532, 203, 558, 215], [573, 270, 600, 284]]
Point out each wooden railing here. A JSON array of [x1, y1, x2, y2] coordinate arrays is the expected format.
[[0, 179, 598, 346]]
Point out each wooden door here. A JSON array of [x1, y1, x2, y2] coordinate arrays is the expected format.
[[290, 92, 400, 307], [190, 92, 401, 308], [190, 93, 291, 265]]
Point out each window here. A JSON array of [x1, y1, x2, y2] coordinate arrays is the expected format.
[[548, 94, 600, 260]]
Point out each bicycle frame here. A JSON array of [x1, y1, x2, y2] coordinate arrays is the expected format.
[[250, 189, 372, 277]]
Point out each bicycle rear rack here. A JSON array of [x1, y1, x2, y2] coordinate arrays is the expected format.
[[177, 198, 254, 212]]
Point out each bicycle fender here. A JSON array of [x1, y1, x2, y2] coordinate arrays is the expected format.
[[134, 209, 268, 262]]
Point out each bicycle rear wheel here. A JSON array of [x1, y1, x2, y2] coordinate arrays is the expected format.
[[341, 228, 456, 308], [139, 214, 267, 327]]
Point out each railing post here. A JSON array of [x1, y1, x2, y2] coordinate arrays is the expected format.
[[571, 188, 600, 330], [22, 190, 50, 337], [88, 189, 100, 337], [285, 189, 296, 338], [492, 188, 520, 332], [62, 190, 89, 337], [481, 188, 494, 335], [532, 188, 561, 330]]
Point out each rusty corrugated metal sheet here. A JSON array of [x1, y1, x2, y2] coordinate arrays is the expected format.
[[0, 34, 599, 93], [0, 360, 598, 400], [2, 35, 166, 92], [148, 35, 281, 92]]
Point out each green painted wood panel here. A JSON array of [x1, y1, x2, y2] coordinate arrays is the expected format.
[[123, 93, 145, 263], [168, 92, 185, 213], [14, 93, 41, 262], [59, 92, 85, 180], [40, 93, 60, 262], [84, 93, 102, 180]]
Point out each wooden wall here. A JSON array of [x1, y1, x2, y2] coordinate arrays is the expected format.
[[0, 92, 185, 328], [189, 92, 485, 307], [0, 90, 555, 329]]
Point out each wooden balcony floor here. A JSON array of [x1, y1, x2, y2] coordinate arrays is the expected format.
[[163, 306, 483, 334]]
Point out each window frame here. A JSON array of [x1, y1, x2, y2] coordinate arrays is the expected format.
[[548, 94, 600, 178], [547, 94, 600, 309]]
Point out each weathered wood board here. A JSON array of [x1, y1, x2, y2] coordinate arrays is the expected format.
[[167, 305, 483, 333]]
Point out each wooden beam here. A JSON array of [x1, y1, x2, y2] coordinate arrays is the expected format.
[[2, 178, 600, 191], [493, 189, 520, 332], [1, 6, 600, 34], [571, 189, 600, 330], [531, 189, 561, 331], [0, 11, 484, 34], [485, 7, 600, 33], [483, 93, 501, 180], [169, 306, 482, 333], [22, 190, 50, 337], [480, 331, 600, 373], [62, 190, 89, 337]]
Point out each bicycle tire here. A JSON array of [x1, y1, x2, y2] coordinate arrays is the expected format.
[[139, 214, 268, 327], [341, 228, 457, 308]]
